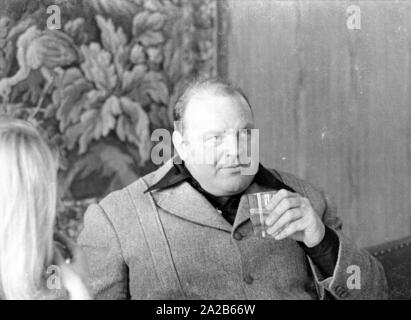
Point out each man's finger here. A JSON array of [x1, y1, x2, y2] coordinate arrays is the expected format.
[[266, 208, 303, 235], [265, 189, 296, 211], [274, 219, 305, 240], [265, 196, 301, 226]]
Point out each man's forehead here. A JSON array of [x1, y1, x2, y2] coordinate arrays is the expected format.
[[185, 92, 252, 119], [183, 93, 254, 136]]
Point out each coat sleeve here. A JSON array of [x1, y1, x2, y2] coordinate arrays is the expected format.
[[77, 203, 129, 300], [303, 184, 389, 300]]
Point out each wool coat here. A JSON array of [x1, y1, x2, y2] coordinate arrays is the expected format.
[[78, 158, 388, 300]]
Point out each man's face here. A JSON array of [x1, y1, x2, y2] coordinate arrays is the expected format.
[[178, 93, 258, 196]]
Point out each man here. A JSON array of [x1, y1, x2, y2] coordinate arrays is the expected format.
[[78, 78, 388, 299]]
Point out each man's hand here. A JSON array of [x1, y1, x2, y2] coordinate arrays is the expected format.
[[265, 189, 325, 248]]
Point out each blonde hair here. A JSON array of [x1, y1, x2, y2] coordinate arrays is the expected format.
[[0, 117, 58, 299]]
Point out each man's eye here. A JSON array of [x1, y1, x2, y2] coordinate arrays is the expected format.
[[206, 136, 221, 143], [239, 129, 252, 138]]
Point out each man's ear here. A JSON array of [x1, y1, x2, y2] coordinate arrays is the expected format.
[[172, 130, 187, 161]]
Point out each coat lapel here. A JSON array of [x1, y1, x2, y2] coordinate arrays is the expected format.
[[146, 158, 232, 232], [152, 182, 232, 232]]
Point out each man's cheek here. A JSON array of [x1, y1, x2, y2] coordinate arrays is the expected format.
[[200, 144, 220, 166], [185, 144, 205, 165]]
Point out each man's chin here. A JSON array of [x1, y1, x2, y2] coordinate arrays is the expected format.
[[217, 176, 253, 195]]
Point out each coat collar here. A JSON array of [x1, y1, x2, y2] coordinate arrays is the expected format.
[[151, 179, 233, 233]]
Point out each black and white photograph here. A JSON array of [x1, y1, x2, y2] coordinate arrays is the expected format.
[[0, 0, 410, 306]]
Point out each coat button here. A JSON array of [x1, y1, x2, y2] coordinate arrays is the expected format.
[[243, 273, 254, 284], [233, 232, 243, 241]]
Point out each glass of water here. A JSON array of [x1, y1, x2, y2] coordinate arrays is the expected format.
[[247, 191, 277, 238]]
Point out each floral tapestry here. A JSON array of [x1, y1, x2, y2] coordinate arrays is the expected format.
[[0, 0, 219, 237]]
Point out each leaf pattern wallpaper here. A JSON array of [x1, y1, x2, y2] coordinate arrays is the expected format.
[[0, 0, 219, 238]]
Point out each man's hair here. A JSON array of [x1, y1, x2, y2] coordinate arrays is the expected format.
[[172, 77, 253, 133]]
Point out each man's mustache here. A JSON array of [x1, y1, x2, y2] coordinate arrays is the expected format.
[[216, 158, 251, 169]]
